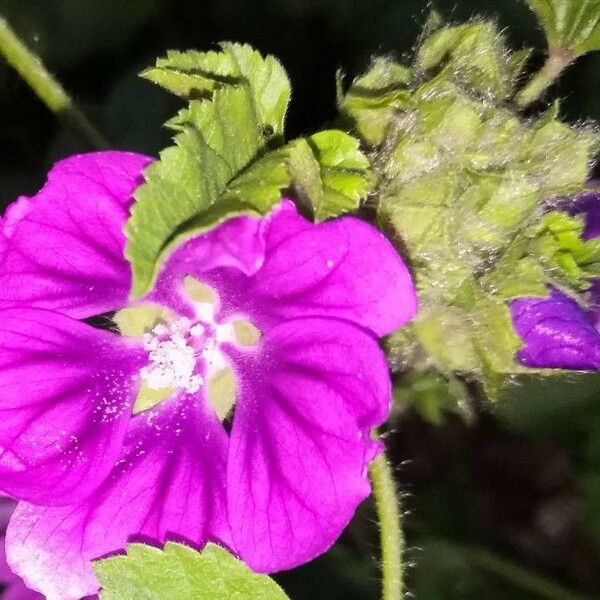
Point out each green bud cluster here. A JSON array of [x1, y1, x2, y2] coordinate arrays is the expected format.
[[339, 18, 600, 413]]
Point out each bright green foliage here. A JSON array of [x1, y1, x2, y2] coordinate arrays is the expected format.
[[342, 16, 600, 412], [221, 146, 291, 210], [527, 0, 600, 55], [126, 102, 369, 294], [143, 43, 291, 137], [142, 49, 238, 97], [126, 85, 273, 296], [126, 45, 295, 295], [223, 129, 372, 222], [94, 542, 290, 600], [377, 91, 595, 302], [416, 21, 528, 99], [289, 130, 372, 221], [341, 58, 412, 145], [127, 44, 372, 295], [530, 212, 600, 289], [341, 21, 532, 147]]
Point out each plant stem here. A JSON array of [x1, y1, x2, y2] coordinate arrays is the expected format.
[[0, 14, 108, 149], [472, 547, 592, 600], [516, 46, 576, 109], [370, 451, 404, 600]]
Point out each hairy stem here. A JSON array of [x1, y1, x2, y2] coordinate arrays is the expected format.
[[516, 46, 576, 109], [0, 14, 108, 149], [370, 451, 404, 600]]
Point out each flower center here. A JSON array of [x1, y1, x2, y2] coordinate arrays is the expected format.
[[115, 278, 260, 419], [140, 319, 206, 394]]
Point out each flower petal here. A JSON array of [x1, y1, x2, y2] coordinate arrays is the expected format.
[[568, 188, 600, 241], [2, 582, 45, 600], [510, 288, 600, 369], [0, 308, 146, 504], [148, 212, 266, 317], [226, 317, 390, 572], [0, 541, 17, 585], [0, 152, 152, 319], [6, 396, 229, 600], [241, 200, 417, 336]]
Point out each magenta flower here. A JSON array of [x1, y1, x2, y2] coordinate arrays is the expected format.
[[0, 152, 416, 599], [510, 190, 600, 370], [0, 499, 43, 600]]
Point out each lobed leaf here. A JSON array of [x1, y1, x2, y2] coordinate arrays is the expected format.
[[416, 21, 527, 99], [125, 85, 268, 296], [94, 542, 290, 600], [143, 43, 291, 137], [527, 0, 600, 55], [289, 130, 372, 221], [530, 211, 600, 289]]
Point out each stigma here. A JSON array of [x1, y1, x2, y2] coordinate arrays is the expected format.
[[140, 319, 205, 394]]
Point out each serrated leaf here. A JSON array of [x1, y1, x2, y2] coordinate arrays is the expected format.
[[481, 235, 550, 299], [507, 48, 534, 83], [94, 542, 290, 600], [416, 21, 519, 99], [220, 43, 291, 138], [126, 85, 273, 296], [473, 294, 524, 373], [342, 58, 412, 145], [530, 211, 600, 289], [143, 43, 291, 137], [142, 49, 238, 98], [517, 116, 597, 196], [527, 0, 600, 55], [289, 130, 372, 221], [220, 145, 291, 209]]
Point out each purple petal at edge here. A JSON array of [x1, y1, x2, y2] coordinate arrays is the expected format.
[[0, 152, 152, 319], [510, 288, 600, 369], [226, 317, 390, 572], [1, 581, 45, 600], [0, 502, 44, 599], [6, 396, 230, 600], [567, 188, 600, 241], [154, 200, 417, 336], [240, 200, 417, 337], [1, 542, 44, 600], [0, 307, 146, 505], [148, 212, 267, 317]]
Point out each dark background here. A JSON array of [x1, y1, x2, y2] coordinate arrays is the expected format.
[[1, 1, 600, 598]]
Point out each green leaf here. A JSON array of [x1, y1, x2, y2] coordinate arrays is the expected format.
[[393, 371, 471, 425], [220, 145, 291, 210], [126, 85, 274, 296], [413, 307, 480, 373], [472, 294, 524, 400], [143, 43, 291, 137], [415, 93, 483, 154], [377, 170, 476, 297], [410, 291, 526, 400], [484, 257, 549, 299], [95, 542, 290, 600], [480, 237, 549, 299], [517, 115, 597, 196], [289, 130, 372, 221], [527, 0, 600, 55], [530, 211, 600, 289], [416, 21, 520, 99], [142, 49, 238, 98], [342, 58, 412, 145]]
